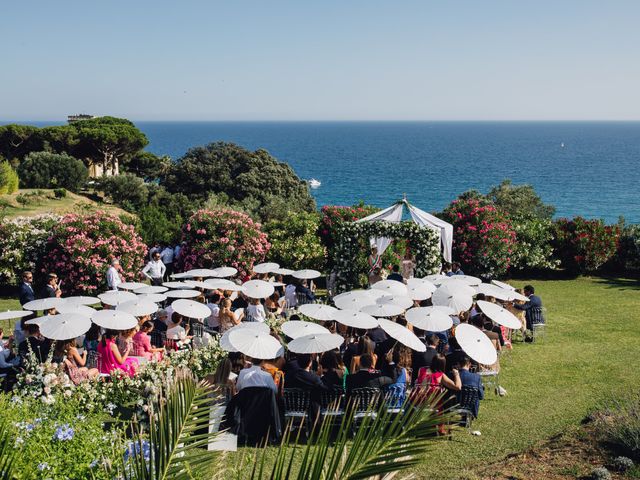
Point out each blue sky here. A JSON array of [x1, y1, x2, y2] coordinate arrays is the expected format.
[[1, 0, 639, 121]]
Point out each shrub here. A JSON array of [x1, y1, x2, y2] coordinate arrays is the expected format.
[[486, 179, 555, 220], [0, 214, 61, 287], [40, 211, 148, 294], [616, 224, 640, 272], [510, 217, 559, 271], [98, 173, 149, 212], [553, 217, 621, 273], [590, 467, 612, 480], [264, 211, 326, 270], [17, 151, 88, 192], [611, 456, 634, 472], [178, 208, 270, 278], [53, 188, 67, 198], [137, 204, 183, 245], [319, 203, 379, 249], [594, 395, 640, 461], [0, 159, 19, 194], [440, 197, 517, 278]]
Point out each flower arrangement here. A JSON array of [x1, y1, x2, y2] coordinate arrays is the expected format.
[[39, 211, 148, 294], [440, 197, 517, 278], [319, 204, 379, 254], [0, 214, 61, 287], [178, 208, 270, 278], [553, 217, 621, 273]]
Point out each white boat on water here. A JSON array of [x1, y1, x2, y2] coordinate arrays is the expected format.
[[308, 178, 321, 189]]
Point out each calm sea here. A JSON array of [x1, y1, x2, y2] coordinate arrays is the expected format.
[[8, 121, 640, 223]]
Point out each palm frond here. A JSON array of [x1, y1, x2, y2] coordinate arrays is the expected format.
[[0, 419, 16, 480], [123, 369, 227, 480]]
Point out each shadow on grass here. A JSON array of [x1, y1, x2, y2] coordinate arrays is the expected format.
[[592, 276, 640, 291]]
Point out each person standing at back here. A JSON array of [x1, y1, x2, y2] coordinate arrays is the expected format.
[[160, 244, 175, 280], [41, 273, 62, 298], [18, 271, 35, 306], [106, 259, 123, 290], [142, 252, 166, 286]]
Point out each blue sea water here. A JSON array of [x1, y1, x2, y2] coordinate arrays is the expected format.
[[137, 121, 640, 224]]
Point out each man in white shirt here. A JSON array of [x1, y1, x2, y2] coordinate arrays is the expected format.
[[236, 358, 277, 392], [106, 259, 122, 290], [160, 245, 175, 280], [142, 252, 166, 286], [205, 293, 221, 331]]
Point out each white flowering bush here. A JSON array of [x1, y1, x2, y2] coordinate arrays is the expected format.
[[331, 221, 441, 292], [0, 214, 61, 286]]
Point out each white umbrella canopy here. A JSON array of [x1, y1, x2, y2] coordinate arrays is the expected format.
[[432, 282, 474, 313], [134, 285, 168, 295], [406, 282, 436, 301], [220, 322, 270, 352], [360, 303, 405, 318], [162, 281, 191, 289], [475, 283, 516, 301], [164, 289, 201, 299], [333, 295, 375, 312], [281, 320, 330, 339], [455, 323, 498, 365], [184, 268, 219, 278], [118, 281, 148, 291], [274, 268, 295, 276], [476, 300, 522, 329], [332, 309, 378, 329], [212, 267, 238, 278], [25, 316, 48, 326], [371, 280, 408, 297], [432, 305, 456, 315], [39, 314, 91, 341], [287, 333, 344, 354], [63, 296, 101, 306], [171, 299, 211, 319], [204, 278, 244, 292], [227, 329, 282, 359], [509, 291, 530, 302], [376, 294, 414, 310], [292, 269, 322, 280], [116, 299, 158, 317], [55, 304, 97, 318], [242, 280, 274, 299], [23, 298, 66, 312], [0, 310, 33, 321], [298, 304, 338, 321], [98, 291, 137, 306], [253, 262, 280, 274], [405, 307, 453, 332], [91, 310, 138, 330], [491, 279, 516, 291], [377, 319, 426, 352], [184, 280, 215, 290], [449, 275, 482, 286], [424, 274, 449, 284], [171, 272, 192, 279], [137, 293, 168, 304], [406, 277, 435, 289]]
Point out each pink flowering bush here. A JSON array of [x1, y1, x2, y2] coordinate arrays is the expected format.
[[440, 197, 517, 277], [178, 208, 270, 278], [41, 212, 147, 294]]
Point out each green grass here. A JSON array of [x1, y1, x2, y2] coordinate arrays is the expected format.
[[414, 276, 640, 478], [0, 297, 21, 333]]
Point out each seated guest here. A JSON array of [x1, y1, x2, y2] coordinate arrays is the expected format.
[[219, 298, 241, 332], [412, 333, 439, 385], [512, 284, 545, 341], [285, 353, 328, 394], [231, 292, 249, 311], [458, 356, 484, 418], [236, 357, 277, 393], [213, 357, 237, 400], [205, 293, 221, 332], [350, 336, 377, 373], [117, 327, 136, 356], [246, 297, 267, 322], [319, 350, 347, 389], [386, 264, 404, 283], [97, 329, 138, 377], [265, 292, 283, 316], [133, 321, 165, 360], [166, 313, 189, 340], [83, 323, 101, 352], [471, 315, 502, 352], [18, 324, 51, 364], [284, 282, 298, 309], [346, 354, 396, 393], [385, 346, 412, 403], [261, 356, 285, 396], [415, 354, 461, 394], [295, 280, 316, 303], [447, 262, 464, 276], [366, 325, 388, 344], [55, 339, 99, 383]]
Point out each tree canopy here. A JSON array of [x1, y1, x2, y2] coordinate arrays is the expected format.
[[486, 179, 555, 220]]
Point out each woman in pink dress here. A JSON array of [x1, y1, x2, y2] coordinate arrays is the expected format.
[[132, 321, 164, 361], [97, 330, 139, 377]]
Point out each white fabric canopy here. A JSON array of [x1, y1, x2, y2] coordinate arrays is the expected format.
[[356, 199, 453, 263]]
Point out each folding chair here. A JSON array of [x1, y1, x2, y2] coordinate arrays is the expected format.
[[532, 323, 546, 343], [455, 386, 480, 432], [283, 388, 311, 439], [349, 387, 381, 435], [191, 322, 204, 337]]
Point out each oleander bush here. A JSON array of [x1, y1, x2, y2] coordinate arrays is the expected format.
[[264, 211, 326, 270], [615, 223, 640, 272], [17, 151, 88, 192], [553, 217, 621, 273], [40, 211, 148, 294], [178, 208, 270, 277]]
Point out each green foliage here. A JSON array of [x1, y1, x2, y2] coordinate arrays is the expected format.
[[53, 188, 67, 198], [486, 179, 556, 220], [553, 217, 621, 273], [510, 217, 559, 271], [594, 395, 640, 460], [163, 142, 315, 222], [264, 211, 326, 270], [0, 418, 16, 480], [0, 124, 43, 160], [0, 160, 19, 195], [122, 151, 171, 181], [17, 151, 88, 192], [616, 223, 640, 272], [98, 173, 149, 212], [137, 205, 183, 245]]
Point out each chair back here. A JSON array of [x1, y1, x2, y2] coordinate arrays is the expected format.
[[456, 385, 480, 417], [192, 322, 204, 337], [349, 387, 381, 413], [283, 388, 310, 415], [383, 383, 406, 408], [320, 386, 345, 412], [86, 350, 99, 369], [296, 292, 312, 307], [150, 330, 165, 349]]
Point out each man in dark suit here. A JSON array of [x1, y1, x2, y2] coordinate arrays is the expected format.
[[18, 271, 35, 306], [411, 333, 439, 385], [41, 273, 61, 299], [285, 354, 328, 395], [386, 265, 404, 283], [457, 356, 484, 418], [345, 354, 395, 393], [513, 285, 545, 339]]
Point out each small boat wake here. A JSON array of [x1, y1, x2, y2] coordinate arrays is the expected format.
[[307, 178, 321, 189]]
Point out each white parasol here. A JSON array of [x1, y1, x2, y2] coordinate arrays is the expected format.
[[162, 281, 191, 289], [491, 279, 516, 291], [281, 320, 330, 339], [0, 310, 33, 321], [171, 299, 211, 319], [371, 280, 408, 297], [432, 281, 474, 313], [377, 319, 426, 352], [292, 269, 322, 280], [23, 298, 66, 312], [475, 283, 516, 301], [253, 262, 280, 274], [376, 294, 414, 310], [287, 333, 344, 354], [184, 268, 219, 278], [405, 307, 453, 332], [424, 274, 449, 284], [220, 322, 269, 352], [170, 272, 191, 279], [449, 275, 482, 286], [164, 289, 201, 299], [39, 314, 91, 341], [98, 291, 137, 306], [134, 285, 168, 294], [116, 299, 158, 317], [406, 282, 436, 301], [137, 293, 168, 304], [455, 323, 498, 365], [432, 305, 456, 315], [274, 268, 295, 276], [242, 280, 275, 299], [212, 267, 238, 278], [360, 303, 405, 318], [118, 281, 148, 291], [227, 329, 282, 359], [333, 296, 375, 311], [204, 279, 244, 292], [476, 300, 522, 329], [63, 296, 101, 306], [55, 304, 96, 318], [332, 309, 378, 329], [184, 280, 215, 290], [91, 310, 138, 330], [298, 304, 338, 321]]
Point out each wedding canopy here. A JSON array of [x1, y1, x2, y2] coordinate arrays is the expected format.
[[356, 197, 453, 263]]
